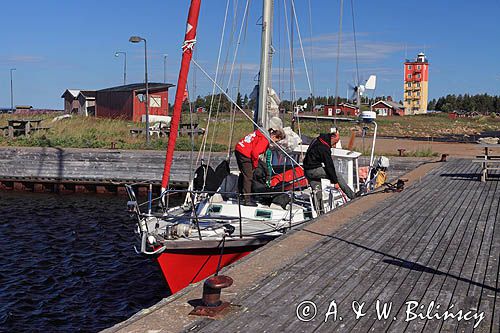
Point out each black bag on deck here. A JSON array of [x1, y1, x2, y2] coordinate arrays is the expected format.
[[193, 160, 231, 193]]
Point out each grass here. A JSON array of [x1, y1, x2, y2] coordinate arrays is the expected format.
[[0, 111, 498, 156]]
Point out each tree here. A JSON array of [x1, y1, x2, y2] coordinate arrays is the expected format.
[[236, 92, 242, 107]]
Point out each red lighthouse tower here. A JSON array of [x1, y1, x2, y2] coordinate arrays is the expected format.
[[403, 52, 429, 115]]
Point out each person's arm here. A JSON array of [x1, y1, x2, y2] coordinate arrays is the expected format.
[[251, 139, 269, 169], [322, 150, 338, 184]]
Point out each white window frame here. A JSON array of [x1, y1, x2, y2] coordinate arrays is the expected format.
[[150, 95, 162, 108]]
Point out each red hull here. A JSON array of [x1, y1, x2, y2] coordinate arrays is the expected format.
[[156, 248, 252, 294]]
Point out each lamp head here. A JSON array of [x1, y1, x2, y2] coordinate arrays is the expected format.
[[129, 36, 144, 43]]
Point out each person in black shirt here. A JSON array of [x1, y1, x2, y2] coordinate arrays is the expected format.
[[303, 132, 355, 214]]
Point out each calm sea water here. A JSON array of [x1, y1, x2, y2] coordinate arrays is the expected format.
[[0, 191, 173, 332]]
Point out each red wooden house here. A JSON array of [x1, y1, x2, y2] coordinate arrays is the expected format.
[[371, 100, 405, 116], [95, 83, 174, 122], [323, 103, 358, 117]]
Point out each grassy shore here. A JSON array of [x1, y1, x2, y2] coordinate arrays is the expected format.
[[0, 112, 498, 154]]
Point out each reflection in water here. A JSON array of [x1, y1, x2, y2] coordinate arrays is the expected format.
[[0, 191, 174, 332]]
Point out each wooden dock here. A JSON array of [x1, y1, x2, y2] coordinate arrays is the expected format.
[[0, 147, 421, 194], [190, 159, 499, 332], [0, 147, 232, 194], [105, 159, 499, 332]]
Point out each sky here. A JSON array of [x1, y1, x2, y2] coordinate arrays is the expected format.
[[1, 0, 499, 109]]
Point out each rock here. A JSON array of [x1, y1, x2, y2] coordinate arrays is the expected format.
[[478, 137, 499, 144]]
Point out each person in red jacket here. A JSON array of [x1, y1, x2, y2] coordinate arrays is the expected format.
[[235, 128, 285, 205]]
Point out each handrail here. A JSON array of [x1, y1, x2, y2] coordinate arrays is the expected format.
[[127, 182, 318, 248]]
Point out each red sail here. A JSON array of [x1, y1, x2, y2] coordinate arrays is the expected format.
[[161, 0, 201, 189]]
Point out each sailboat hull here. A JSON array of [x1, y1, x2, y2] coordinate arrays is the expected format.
[[156, 244, 264, 294]]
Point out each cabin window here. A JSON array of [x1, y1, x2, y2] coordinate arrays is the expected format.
[[207, 205, 222, 214], [417, 65, 421, 70], [407, 74, 412, 79], [150, 96, 162, 108], [408, 65, 412, 70], [255, 209, 272, 220], [416, 74, 421, 79], [407, 82, 411, 88]]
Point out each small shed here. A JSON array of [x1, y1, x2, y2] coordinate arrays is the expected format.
[[61, 89, 95, 114], [372, 100, 405, 116], [77, 91, 96, 116], [323, 103, 358, 117], [95, 83, 174, 122], [61, 89, 81, 114]]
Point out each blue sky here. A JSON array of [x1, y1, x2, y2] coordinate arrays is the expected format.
[[1, 0, 499, 109]]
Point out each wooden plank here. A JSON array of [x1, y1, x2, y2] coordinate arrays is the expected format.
[[440, 179, 499, 332], [388, 165, 494, 332], [401, 175, 490, 333], [329, 161, 477, 332], [370, 162, 488, 332], [196, 160, 500, 333], [205, 160, 465, 332], [456, 179, 499, 332]]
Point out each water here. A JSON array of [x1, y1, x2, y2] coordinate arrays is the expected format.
[[0, 191, 173, 332]]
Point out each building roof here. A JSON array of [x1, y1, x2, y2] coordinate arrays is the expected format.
[[372, 100, 404, 110], [96, 83, 175, 93], [78, 91, 96, 99], [61, 89, 81, 98], [324, 103, 357, 109]]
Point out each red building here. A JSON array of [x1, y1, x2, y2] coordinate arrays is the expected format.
[[95, 83, 174, 122], [372, 100, 405, 116], [323, 103, 358, 117]]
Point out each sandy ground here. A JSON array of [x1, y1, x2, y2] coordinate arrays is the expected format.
[[354, 137, 484, 158]]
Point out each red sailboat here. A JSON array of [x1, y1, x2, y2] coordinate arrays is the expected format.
[[126, 0, 365, 295]]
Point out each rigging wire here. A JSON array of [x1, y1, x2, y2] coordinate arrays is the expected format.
[[290, 0, 314, 102], [282, 0, 300, 140], [207, 0, 240, 164], [197, 0, 230, 165], [333, 0, 345, 128], [227, 5, 250, 158], [350, 0, 360, 88], [307, 0, 316, 108], [188, 82, 195, 186], [207, 0, 251, 167], [192, 58, 302, 168]]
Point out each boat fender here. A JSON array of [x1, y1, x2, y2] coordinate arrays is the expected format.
[[223, 224, 235, 236], [147, 235, 157, 245], [173, 223, 191, 238]]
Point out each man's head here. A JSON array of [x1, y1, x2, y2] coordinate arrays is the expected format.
[[330, 132, 340, 146], [269, 128, 285, 142]]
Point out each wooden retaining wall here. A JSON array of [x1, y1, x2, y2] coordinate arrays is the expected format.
[[0, 147, 424, 195], [0, 147, 231, 194]]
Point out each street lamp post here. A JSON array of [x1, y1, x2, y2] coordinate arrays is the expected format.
[[10, 68, 16, 113], [163, 54, 168, 83], [129, 36, 149, 145], [114, 51, 127, 85]]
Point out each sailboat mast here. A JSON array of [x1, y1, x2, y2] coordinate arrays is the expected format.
[[161, 0, 201, 190], [257, 0, 274, 130]]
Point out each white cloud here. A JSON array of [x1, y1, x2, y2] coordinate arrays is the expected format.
[[301, 32, 422, 63], [7, 55, 44, 63]]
